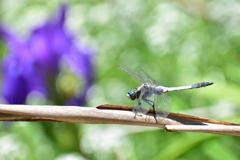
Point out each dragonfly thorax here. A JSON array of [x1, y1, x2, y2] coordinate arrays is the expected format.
[[127, 84, 157, 101]]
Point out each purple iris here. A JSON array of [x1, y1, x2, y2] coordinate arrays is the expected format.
[[0, 5, 94, 106]]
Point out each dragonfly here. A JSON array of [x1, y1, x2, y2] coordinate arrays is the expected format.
[[118, 65, 214, 123]]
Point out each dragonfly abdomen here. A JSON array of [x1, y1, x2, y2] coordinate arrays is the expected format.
[[191, 82, 214, 88], [159, 82, 214, 92]]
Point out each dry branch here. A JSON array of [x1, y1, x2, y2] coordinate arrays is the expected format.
[[0, 104, 239, 136]]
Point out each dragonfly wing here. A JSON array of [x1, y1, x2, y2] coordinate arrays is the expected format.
[[154, 93, 171, 118], [140, 93, 154, 114], [118, 65, 151, 84], [140, 69, 165, 86], [132, 99, 150, 116]]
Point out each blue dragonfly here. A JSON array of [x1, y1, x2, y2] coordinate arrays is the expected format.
[[118, 65, 214, 123]]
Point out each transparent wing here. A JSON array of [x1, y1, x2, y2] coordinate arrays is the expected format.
[[132, 99, 150, 116], [154, 93, 171, 118], [140, 69, 165, 86], [118, 65, 152, 84], [132, 87, 154, 116]]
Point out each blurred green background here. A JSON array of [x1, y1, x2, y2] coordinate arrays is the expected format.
[[0, 0, 240, 160]]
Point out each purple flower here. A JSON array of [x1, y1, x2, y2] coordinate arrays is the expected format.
[[0, 4, 94, 105]]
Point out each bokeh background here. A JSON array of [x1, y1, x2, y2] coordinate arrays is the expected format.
[[0, 0, 240, 160]]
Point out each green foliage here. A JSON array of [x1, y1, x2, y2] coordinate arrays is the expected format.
[[0, 0, 240, 160]]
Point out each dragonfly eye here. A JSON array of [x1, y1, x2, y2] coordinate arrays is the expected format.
[[127, 90, 136, 100]]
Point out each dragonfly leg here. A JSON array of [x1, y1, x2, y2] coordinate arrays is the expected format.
[[152, 103, 158, 124], [142, 98, 157, 123], [143, 99, 154, 106]]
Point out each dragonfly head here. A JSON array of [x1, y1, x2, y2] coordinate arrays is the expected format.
[[127, 90, 137, 100]]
